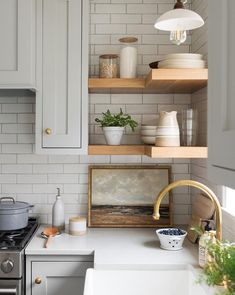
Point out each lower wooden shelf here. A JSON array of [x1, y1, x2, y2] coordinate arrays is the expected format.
[[145, 146, 208, 159], [88, 145, 208, 159], [88, 145, 145, 155]]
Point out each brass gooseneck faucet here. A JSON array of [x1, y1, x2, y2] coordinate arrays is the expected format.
[[153, 180, 222, 241]]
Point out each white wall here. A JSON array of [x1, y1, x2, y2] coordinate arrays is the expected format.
[[0, 0, 192, 225]]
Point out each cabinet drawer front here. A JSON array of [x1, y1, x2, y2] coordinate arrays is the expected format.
[[32, 261, 93, 295], [40, 0, 82, 148], [0, 0, 35, 86]]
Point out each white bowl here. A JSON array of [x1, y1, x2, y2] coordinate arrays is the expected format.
[[141, 130, 157, 136], [164, 53, 203, 60], [141, 136, 156, 145], [156, 228, 187, 251], [141, 125, 158, 130], [158, 59, 206, 69]]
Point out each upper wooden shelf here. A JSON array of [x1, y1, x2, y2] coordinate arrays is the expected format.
[[89, 78, 145, 90], [89, 69, 208, 94], [88, 145, 208, 159]]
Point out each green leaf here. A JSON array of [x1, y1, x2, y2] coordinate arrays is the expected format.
[[94, 108, 138, 131]]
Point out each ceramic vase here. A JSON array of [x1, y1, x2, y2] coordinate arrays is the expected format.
[[155, 111, 180, 147]]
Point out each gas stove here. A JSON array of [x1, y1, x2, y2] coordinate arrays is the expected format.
[[0, 218, 38, 251], [0, 218, 38, 294]]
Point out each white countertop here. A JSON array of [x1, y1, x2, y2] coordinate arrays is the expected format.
[[26, 226, 199, 270]]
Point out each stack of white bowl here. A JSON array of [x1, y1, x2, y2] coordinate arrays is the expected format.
[[158, 53, 206, 69], [141, 125, 157, 145], [155, 111, 180, 147]]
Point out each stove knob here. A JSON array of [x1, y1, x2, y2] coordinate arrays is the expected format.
[[1, 259, 14, 273]]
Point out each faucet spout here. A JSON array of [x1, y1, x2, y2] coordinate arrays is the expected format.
[[153, 180, 222, 240]]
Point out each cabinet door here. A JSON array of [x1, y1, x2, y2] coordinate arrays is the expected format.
[[208, 0, 235, 189], [32, 261, 92, 295], [0, 0, 35, 87], [36, 0, 88, 153]]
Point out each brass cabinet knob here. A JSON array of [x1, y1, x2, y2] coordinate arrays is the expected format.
[[45, 128, 52, 135], [35, 277, 42, 284]]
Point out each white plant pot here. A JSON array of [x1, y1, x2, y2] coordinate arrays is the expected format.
[[103, 127, 124, 145]]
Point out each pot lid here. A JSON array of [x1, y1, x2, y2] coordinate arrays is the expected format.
[[0, 197, 30, 211]]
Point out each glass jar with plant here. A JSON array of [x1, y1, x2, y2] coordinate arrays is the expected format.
[[95, 109, 138, 145]]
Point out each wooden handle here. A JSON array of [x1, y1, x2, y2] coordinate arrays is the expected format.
[[44, 235, 52, 248]]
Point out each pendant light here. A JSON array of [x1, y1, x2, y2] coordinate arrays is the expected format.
[[154, 0, 204, 45]]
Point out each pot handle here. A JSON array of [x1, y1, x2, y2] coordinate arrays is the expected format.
[[0, 197, 15, 203]]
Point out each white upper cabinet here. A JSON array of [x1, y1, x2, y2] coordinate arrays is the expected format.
[[35, 0, 88, 154], [0, 0, 35, 88], [208, 0, 235, 189]]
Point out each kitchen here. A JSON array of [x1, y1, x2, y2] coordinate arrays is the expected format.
[[0, 0, 234, 294]]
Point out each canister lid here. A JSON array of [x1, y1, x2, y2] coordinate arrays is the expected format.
[[0, 197, 30, 211], [99, 54, 119, 59], [69, 217, 86, 222], [119, 37, 138, 43]]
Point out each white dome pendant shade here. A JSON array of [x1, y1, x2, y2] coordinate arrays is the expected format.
[[154, 2, 204, 45], [154, 9, 204, 31]]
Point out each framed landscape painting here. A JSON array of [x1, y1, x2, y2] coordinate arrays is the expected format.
[[88, 165, 172, 228]]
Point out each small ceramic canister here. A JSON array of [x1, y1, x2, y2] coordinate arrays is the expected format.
[[69, 217, 87, 236]]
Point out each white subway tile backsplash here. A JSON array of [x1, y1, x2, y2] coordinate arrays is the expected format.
[[17, 154, 47, 164], [111, 94, 142, 104], [0, 174, 16, 184], [2, 184, 32, 193], [2, 164, 33, 174], [33, 164, 63, 174], [96, 24, 126, 34], [0, 114, 17, 123], [17, 174, 47, 184], [0, 155, 17, 164], [0, 134, 17, 143], [2, 144, 32, 154], [126, 104, 157, 114], [127, 4, 158, 14], [2, 104, 32, 113], [95, 4, 126, 13], [48, 174, 79, 184], [111, 14, 141, 24]]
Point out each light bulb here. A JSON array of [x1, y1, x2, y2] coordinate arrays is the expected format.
[[170, 30, 187, 45]]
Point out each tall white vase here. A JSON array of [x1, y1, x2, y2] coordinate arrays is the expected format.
[[156, 111, 180, 147]]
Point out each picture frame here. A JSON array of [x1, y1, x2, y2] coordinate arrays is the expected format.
[[88, 165, 172, 228]]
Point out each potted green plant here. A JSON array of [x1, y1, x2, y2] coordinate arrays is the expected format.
[[201, 240, 235, 295], [95, 109, 138, 145]]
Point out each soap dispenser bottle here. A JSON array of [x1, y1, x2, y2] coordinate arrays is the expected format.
[[198, 220, 213, 268], [52, 188, 65, 231]]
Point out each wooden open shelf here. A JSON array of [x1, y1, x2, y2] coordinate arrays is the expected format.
[[89, 78, 145, 90], [88, 145, 145, 156], [89, 69, 208, 94], [88, 145, 208, 159], [145, 146, 208, 159]]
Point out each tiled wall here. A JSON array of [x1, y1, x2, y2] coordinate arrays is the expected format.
[[89, 0, 191, 77], [0, 93, 191, 225], [191, 0, 235, 241], [0, 0, 201, 227]]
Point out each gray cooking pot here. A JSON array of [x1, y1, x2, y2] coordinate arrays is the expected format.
[[0, 197, 33, 231]]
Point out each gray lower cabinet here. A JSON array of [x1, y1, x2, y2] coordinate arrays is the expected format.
[[26, 256, 93, 295]]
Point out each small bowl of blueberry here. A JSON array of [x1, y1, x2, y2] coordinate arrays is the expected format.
[[156, 228, 187, 251]]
